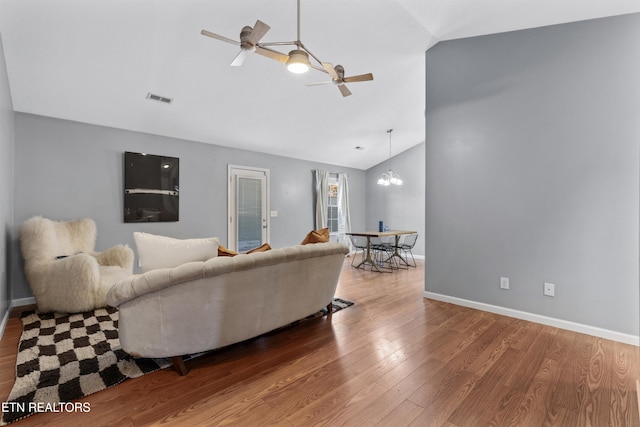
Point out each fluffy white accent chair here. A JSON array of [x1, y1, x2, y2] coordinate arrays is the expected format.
[[19, 216, 134, 313]]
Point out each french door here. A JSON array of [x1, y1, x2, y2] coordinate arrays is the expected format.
[[228, 165, 269, 251]]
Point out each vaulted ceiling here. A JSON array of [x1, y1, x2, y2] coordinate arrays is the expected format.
[[1, 1, 638, 169]]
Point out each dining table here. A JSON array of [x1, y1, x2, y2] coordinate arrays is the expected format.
[[347, 230, 417, 272]]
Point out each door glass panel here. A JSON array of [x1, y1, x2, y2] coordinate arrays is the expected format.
[[228, 165, 269, 251], [237, 176, 263, 252]]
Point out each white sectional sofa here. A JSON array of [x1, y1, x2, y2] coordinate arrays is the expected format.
[[106, 242, 349, 374]]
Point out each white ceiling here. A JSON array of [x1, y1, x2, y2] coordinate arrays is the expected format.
[[1, 1, 639, 170]]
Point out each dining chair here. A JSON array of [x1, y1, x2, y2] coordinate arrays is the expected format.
[[370, 236, 398, 270], [398, 233, 418, 267], [349, 235, 368, 268]]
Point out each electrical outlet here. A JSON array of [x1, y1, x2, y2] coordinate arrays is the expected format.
[[500, 276, 510, 290], [544, 282, 555, 297]]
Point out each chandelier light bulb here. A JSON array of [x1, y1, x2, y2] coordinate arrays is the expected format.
[[377, 175, 390, 186], [377, 130, 403, 186]]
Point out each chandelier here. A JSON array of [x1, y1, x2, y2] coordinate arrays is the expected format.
[[377, 129, 403, 186]]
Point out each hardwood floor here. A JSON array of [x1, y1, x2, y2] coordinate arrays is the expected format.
[[1, 259, 638, 426]]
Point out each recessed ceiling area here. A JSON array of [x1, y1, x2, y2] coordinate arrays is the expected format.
[[0, 0, 638, 170]]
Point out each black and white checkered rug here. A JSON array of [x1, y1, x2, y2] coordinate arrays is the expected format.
[[1, 307, 169, 425], [1, 298, 353, 425]]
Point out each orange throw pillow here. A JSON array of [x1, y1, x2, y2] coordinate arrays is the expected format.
[[246, 243, 272, 254], [219, 243, 271, 256], [301, 227, 330, 245], [218, 244, 239, 257]]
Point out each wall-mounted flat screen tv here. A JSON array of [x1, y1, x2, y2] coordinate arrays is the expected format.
[[124, 151, 179, 222]]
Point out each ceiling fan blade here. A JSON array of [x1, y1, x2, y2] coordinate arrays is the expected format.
[[201, 29, 240, 46], [255, 46, 289, 63], [343, 73, 374, 83], [230, 50, 247, 67], [322, 62, 339, 79], [249, 20, 270, 45], [338, 84, 352, 97], [306, 81, 333, 87]]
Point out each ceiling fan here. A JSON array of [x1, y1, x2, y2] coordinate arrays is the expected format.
[[200, 0, 373, 95], [307, 63, 374, 97], [201, 20, 290, 67], [201, 20, 270, 67]]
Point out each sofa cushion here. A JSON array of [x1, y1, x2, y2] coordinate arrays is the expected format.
[[108, 242, 350, 307], [301, 228, 330, 245], [133, 232, 219, 272]]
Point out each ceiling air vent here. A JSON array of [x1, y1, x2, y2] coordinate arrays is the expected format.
[[146, 92, 173, 104]]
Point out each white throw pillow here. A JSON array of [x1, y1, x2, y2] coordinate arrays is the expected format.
[[133, 232, 219, 273]]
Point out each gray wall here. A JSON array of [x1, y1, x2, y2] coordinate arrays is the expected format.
[[11, 113, 366, 299], [0, 33, 14, 323], [425, 13, 640, 335], [366, 142, 425, 257]]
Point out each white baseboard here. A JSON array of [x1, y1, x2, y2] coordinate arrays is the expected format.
[[12, 296, 35, 307], [424, 291, 639, 346]]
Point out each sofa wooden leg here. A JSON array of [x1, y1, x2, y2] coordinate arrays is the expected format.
[[326, 302, 333, 317], [173, 356, 188, 376]]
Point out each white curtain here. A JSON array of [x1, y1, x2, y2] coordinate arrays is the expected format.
[[314, 169, 329, 230], [337, 173, 352, 249]]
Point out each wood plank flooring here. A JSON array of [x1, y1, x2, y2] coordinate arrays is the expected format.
[[0, 259, 638, 426]]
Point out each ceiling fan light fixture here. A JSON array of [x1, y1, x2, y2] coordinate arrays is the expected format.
[[286, 49, 310, 74], [201, 0, 373, 95]]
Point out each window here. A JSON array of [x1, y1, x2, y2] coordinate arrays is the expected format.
[[314, 170, 351, 247], [327, 180, 339, 235]]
